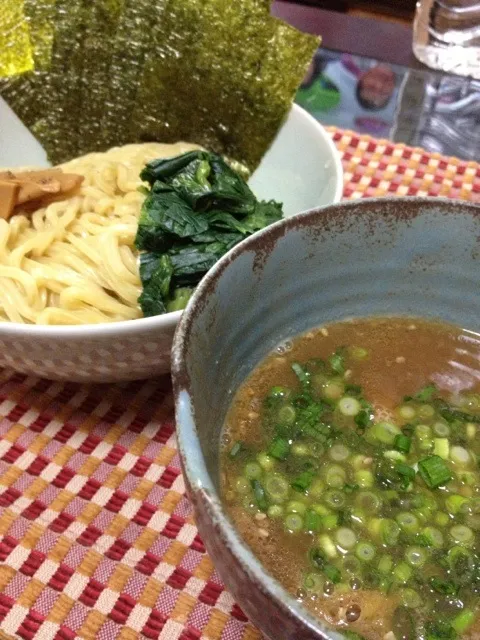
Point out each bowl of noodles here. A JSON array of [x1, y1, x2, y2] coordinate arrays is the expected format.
[[0, 104, 343, 382]]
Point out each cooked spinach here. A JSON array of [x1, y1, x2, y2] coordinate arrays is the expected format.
[[135, 151, 283, 316]]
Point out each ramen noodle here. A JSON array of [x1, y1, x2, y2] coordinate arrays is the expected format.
[[0, 142, 199, 325]]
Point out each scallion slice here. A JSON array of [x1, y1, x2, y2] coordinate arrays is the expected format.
[[291, 470, 315, 493], [268, 436, 290, 461], [251, 479, 268, 511], [304, 510, 322, 532], [229, 441, 244, 458], [323, 563, 341, 584], [394, 434, 411, 453], [418, 455, 452, 489]]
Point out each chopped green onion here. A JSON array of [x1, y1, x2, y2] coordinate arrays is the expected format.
[[392, 607, 416, 640], [356, 491, 381, 513], [325, 465, 346, 488], [303, 572, 324, 592], [418, 455, 452, 489], [378, 554, 393, 574], [433, 438, 449, 460], [396, 512, 419, 534], [285, 502, 306, 517], [284, 512, 303, 532], [267, 504, 283, 519], [354, 409, 372, 431], [291, 470, 315, 493], [257, 452, 275, 471], [381, 519, 401, 545], [329, 349, 345, 375], [268, 436, 290, 461], [291, 443, 309, 456], [323, 490, 346, 511], [350, 346, 368, 360], [277, 404, 296, 425], [318, 534, 338, 559], [415, 384, 437, 401], [395, 462, 416, 488], [384, 450, 407, 463], [322, 380, 345, 400], [323, 514, 339, 530], [291, 362, 310, 386], [251, 479, 268, 511], [373, 421, 401, 445], [421, 527, 444, 548], [448, 546, 475, 584], [234, 477, 250, 495], [328, 443, 350, 461], [399, 588, 422, 608], [229, 441, 244, 458], [398, 404, 416, 421], [338, 396, 361, 417], [393, 562, 412, 584], [435, 511, 450, 527], [323, 563, 341, 584], [394, 434, 411, 453], [268, 386, 290, 400], [335, 527, 357, 550], [350, 508, 366, 528], [342, 555, 362, 574], [354, 469, 374, 488], [417, 404, 435, 420], [244, 462, 262, 480], [466, 422, 476, 440], [405, 546, 427, 567], [450, 524, 474, 545], [264, 474, 290, 503], [416, 424, 432, 439], [450, 445, 471, 466], [345, 383, 362, 396], [445, 494, 469, 515], [355, 542, 376, 562], [304, 510, 322, 532], [309, 546, 326, 570], [429, 577, 458, 596], [425, 620, 457, 640], [452, 609, 475, 634], [433, 421, 451, 437]]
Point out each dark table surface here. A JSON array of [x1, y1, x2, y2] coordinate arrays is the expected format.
[[274, 1, 480, 161]]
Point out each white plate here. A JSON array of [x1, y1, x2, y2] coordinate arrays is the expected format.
[[0, 102, 343, 381]]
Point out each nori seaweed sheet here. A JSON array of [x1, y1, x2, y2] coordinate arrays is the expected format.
[[1, 0, 319, 169]]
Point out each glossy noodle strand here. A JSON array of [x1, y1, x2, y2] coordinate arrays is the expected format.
[[0, 142, 199, 324]]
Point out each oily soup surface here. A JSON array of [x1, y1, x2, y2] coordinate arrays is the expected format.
[[221, 318, 480, 640]]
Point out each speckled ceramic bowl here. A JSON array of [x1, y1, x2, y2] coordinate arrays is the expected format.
[[171, 197, 480, 640], [0, 104, 342, 383]]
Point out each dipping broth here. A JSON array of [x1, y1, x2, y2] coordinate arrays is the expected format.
[[221, 317, 480, 640]]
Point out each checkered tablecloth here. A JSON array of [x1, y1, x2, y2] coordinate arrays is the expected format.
[[0, 129, 478, 640]]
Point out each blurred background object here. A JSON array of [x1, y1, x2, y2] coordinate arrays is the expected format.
[[274, 0, 480, 160], [413, 0, 480, 79], [280, 0, 415, 22]]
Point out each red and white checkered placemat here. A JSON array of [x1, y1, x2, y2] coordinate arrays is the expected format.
[[0, 129, 478, 640]]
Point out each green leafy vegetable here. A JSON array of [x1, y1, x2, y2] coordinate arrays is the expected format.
[[135, 151, 283, 316]]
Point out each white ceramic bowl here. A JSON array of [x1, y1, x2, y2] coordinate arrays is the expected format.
[[0, 103, 343, 382]]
